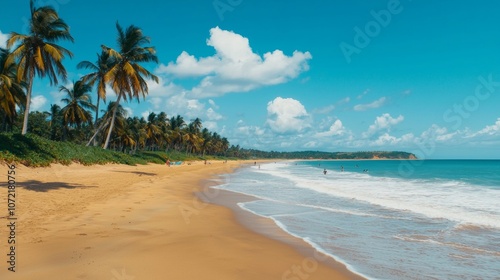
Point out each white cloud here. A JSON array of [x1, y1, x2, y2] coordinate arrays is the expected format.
[[30, 95, 47, 112], [402, 89, 411, 95], [339, 97, 351, 104], [236, 125, 265, 137], [159, 27, 312, 98], [148, 97, 163, 110], [316, 119, 346, 137], [372, 133, 400, 146], [206, 107, 223, 121], [314, 105, 336, 114], [354, 97, 386, 111], [475, 118, 500, 136], [420, 124, 448, 140], [203, 121, 218, 131], [146, 77, 183, 97], [123, 107, 133, 118], [161, 92, 224, 127], [313, 97, 350, 114], [208, 99, 219, 109], [357, 89, 370, 99], [141, 110, 151, 120], [266, 97, 310, 133], [0, 30, 8, 48], [363, 113, 404, 137]]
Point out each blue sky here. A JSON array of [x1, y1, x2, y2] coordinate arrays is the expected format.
[[2, 0, 500, 158]]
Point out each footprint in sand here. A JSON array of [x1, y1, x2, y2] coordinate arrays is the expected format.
[[77, 233, 87, 236]]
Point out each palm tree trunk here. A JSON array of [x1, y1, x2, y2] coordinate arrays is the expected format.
[[86, 118, 110, 146], [103, 94, 122, 149], [21, 71, 34, 135], [93, 95, 100, 146], [94, 95, 100, 126]]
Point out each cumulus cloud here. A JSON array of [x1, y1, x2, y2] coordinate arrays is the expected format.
[[316, 119, 346, 137], [163, 93, 224, 124], [266, 97, 310, 133], [146, 76, 183, 97], [354, 97, 386, 111], [363, 113, 404, 137], [371, 133, 400, 146], [420, 124, 449, 140], [159, 27, 312, 98], [30, 95, 47, 112], [0, 30, 7, 48]]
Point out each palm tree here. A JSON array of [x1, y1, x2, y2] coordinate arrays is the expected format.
[[48, 103, 63, 140], [60, 80, 96, 129], [77, 51, 114, 125], [190, 117, 202, 134], [0, 48, 26, 129], [7, 0, 73, 135], [100, 23, 159, 149], [90, 101, 127, 147], [144, 112, 161, 150]]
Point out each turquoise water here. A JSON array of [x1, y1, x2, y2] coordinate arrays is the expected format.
[[216, 160, 500, 280]]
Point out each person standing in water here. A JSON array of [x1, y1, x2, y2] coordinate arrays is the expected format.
[[323, 169, 327, 175]]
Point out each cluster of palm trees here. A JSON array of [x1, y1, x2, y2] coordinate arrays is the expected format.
[[0, 0, 233, 156]]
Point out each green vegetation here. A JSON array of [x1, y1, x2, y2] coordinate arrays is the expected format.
[[234, 150, 417, 160], [0, 133, 230, 167]]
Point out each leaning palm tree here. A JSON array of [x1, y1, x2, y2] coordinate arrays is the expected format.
[[7, 0, 73, 134], [60, 80, 96, 129], [77, 50, 114, 125], [100, 23, 159, 149], [0, 48, 26, 126], [87, 101, 126, 147]]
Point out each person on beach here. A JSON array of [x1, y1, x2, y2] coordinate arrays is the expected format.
[[323, 169, 327, 175], [166, 159, 170, 167]]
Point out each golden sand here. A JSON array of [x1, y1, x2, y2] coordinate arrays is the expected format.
[[0, 161, 360, 279]]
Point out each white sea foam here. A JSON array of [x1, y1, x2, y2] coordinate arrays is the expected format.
[[220, 161, 500, 280], [256, 163, 500, 229]]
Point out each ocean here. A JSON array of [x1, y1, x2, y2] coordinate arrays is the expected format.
[[214, 160, 500, 280]]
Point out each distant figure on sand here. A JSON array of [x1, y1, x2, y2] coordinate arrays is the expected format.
[[166, 159, 170, 167], [323, 169, 327, 175]]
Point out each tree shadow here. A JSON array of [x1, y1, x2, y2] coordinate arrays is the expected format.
[[0, 180, 96, 192]]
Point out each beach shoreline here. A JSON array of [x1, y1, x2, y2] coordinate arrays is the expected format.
[[0, 160, 359, 279], [199, 176, 366, 280]]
